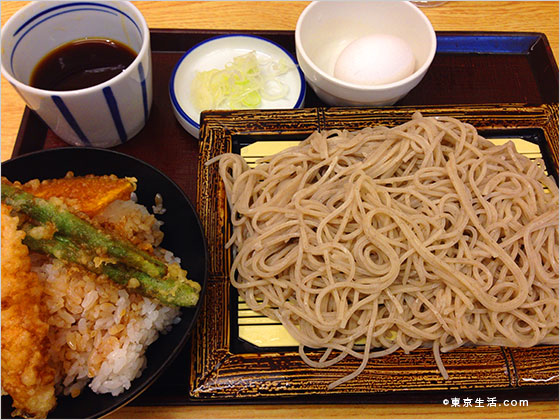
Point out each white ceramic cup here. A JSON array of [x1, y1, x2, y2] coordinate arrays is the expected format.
[[295, 1, 436, 106], [1, 1, 152, 148]]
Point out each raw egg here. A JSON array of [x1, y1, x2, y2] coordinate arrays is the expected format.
[[334, 34, 415, 86]]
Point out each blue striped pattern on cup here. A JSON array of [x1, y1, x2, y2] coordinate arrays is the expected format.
[[1, 1, 152, 148]]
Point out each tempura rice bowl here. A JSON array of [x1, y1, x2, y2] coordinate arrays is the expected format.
[[1, 148, 207, 418]]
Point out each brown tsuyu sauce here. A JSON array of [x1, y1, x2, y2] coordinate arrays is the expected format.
[[30, 38, 137, 91]]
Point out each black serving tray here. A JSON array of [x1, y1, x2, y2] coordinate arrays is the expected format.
[[8, 29, 559, 407]]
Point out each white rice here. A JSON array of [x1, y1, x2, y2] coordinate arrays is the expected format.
[[30, 200, 181, 398]]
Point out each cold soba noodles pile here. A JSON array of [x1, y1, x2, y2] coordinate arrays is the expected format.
[[209, 113, 559, 388]]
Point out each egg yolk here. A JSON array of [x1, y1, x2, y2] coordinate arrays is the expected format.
[[334, 34, 415, 86]]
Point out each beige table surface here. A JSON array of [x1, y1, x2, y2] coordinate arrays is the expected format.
[[1, 2, 559, 419]]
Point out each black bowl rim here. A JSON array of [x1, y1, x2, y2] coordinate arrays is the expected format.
[[1, 146, 209, 418]]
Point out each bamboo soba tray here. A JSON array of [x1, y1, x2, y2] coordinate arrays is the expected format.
[[7, 29, 559, 405], [195, 103, 559, 403]]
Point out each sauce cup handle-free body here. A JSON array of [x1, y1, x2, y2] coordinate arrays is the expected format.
[[1, 1, 152, 148]]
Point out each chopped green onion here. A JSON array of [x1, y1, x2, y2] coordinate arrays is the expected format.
[[192, 51, 294, 111]]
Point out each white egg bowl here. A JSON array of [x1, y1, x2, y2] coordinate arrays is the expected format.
[[295, 1, 437, 106], [170, 34, 306, 138]]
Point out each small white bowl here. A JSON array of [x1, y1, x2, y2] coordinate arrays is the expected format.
[[170, 34, 306, 138], [295, 1, 436, 106]]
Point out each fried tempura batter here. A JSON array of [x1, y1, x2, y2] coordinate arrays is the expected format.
[[1, 203, 56, 418], [20, 172, 136, 216]]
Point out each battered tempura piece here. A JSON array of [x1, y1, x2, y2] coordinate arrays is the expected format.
[[20, 172, 136, 216], [1, 203, 56, 418]]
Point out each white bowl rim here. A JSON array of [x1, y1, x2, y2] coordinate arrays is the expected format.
[[295, 0, 437, 92], [0, 1, 150, 96], [169, 33, 307, 130]]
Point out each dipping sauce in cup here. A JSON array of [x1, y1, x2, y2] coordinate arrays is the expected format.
[[30, 38, 137, 91], [1, 1, 152, 148]]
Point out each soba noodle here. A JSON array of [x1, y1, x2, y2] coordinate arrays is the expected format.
[[208, 113, 559, 388]]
